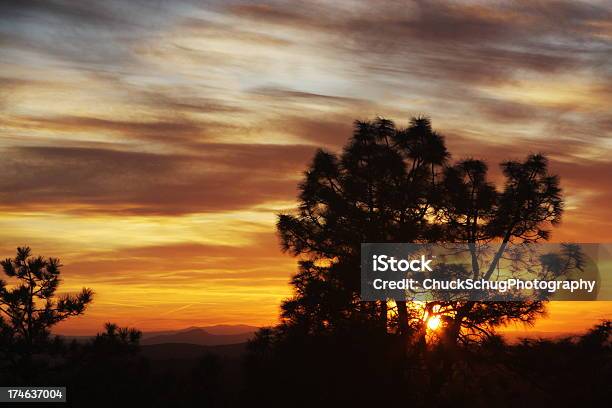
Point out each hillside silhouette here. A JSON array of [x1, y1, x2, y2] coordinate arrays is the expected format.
[[141, 327, 253, 346]]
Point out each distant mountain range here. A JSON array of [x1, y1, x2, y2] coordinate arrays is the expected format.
[[141, 326, 258, 346], [59, 324, 259, 346], [59, 325, 575, 346]]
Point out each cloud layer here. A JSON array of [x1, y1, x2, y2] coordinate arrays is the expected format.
[[0, 0, 610, 333]]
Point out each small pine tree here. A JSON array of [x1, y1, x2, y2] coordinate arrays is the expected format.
[[0, 247, 93, 366]]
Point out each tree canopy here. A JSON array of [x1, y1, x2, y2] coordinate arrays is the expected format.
[[277, 117, 565, 344], [0, 246, 93, 376]]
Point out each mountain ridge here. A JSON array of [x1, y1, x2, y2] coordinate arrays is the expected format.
[[141, 327, 254, 346], [57, 324, 259, 345]]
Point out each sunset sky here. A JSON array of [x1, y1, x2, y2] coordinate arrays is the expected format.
[[1, 0, 611, 335]]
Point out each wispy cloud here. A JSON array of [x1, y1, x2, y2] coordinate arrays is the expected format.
[[1, 0, 610, 333]]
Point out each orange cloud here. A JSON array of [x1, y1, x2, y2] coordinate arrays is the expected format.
[[1, 0, 610, 335]]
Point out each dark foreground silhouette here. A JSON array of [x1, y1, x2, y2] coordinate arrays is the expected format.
[[0, 321, 609, 407]]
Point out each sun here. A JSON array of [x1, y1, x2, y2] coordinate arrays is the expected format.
[[427, 315, 441, 331]]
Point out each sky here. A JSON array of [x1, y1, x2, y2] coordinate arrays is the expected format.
[[0, 0, 611, 335]]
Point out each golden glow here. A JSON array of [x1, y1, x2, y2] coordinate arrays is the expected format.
[[427, 315, 442, 331]]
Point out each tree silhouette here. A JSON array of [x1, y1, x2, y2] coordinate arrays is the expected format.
[[62, 323, 150, 407], [0, 246, 93, 377], [91, 322, 142, 355], [428, 152, 566, 346], [277, 117, 565, 345]]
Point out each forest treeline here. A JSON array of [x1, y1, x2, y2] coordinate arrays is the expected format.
[[0, 316, 610, 407]]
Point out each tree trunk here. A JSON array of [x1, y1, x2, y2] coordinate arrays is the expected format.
[[379, 300, 387, 332], [396, 301, 410, 336]]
